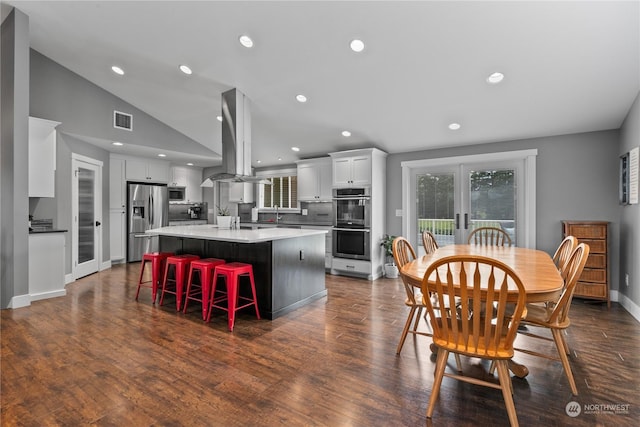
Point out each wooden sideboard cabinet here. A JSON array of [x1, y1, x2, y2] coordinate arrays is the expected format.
[[562, 220, 609, 307]]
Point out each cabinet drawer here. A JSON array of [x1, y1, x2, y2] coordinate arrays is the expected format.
[[567, 225, 606, 239], [585, 253, 606, 269], [575, 282, 607, 298], [332, 258, 371, 275], [580, 268, 606, 283], [579, 239, 606, 253]]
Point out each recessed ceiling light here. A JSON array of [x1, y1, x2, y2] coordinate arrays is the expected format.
[[278, 157, 282, 161], [448, 123, 461, 130], [350, 39, 365, 53], [216, 115, 222, 122], [158, 153, 167, 157], [342, 130, 351, 137], [256, 160, 262, 164], [296, 94, 307, 103], [239, 35, 254, 48], [486, 72, 505, 84], [179, 65, 192, 75], [187, 162, 194, 166], [112, 142, 123, 146], [111, 66, 124, 75], [291, 147, 300, 152]]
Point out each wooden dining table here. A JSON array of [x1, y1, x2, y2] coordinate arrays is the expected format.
[[399, 244, 564, 378], [400, 244, 564, 303]]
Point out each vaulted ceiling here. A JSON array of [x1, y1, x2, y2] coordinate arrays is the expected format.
[[4, 1, 639, 167]]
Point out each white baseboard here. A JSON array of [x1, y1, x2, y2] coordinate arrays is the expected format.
[[615, 291, 640, 323], [100, 260, 112, 271], [30, 289, 66, 302], [8, 294, 31, 309], [65, 273, 75, 285]]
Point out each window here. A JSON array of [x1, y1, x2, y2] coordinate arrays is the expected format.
[[257, 170, 298, 210]]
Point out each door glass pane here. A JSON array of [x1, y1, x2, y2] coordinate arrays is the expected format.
[[468, 169, 516, 245], [78, 167, 95, 263], [416, 173, 455, 248]]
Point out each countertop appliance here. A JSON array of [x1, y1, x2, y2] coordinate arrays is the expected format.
[[127, 183, 168, 262]]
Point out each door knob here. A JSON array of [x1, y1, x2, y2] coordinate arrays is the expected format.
[[95, 220, 101, 226]]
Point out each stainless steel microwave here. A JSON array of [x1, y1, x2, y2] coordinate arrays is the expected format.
[[168, 186, 186, 202]]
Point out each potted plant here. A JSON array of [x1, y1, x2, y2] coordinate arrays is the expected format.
[[216, 205, 232, 229], [381, 234, 399, 278]]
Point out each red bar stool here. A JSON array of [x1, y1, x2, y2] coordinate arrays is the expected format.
[[159, 254, 200, 311], [136, 252, 173, 303], [206, 262, 261, 331], [183, 258, 226, 320]]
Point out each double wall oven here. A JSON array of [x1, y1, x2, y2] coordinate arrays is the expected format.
[[332, 188, 371, 260]]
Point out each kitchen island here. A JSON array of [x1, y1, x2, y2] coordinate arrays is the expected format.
[[146, 225, 328, 319]]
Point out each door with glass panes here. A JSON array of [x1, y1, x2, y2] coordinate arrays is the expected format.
[[409, 161, 522, 254], [72, 155, 102, 279]]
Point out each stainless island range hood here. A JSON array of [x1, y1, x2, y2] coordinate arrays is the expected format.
[[202, 88, 269, 186]]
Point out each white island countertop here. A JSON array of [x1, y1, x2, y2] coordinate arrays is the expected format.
[[146, 224, 328, 243]]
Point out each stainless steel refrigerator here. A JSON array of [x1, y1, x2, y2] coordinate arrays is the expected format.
[[127, 183, 169, 262]]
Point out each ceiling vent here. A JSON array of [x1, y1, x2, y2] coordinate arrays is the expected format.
[[114, 110, 133, 131]]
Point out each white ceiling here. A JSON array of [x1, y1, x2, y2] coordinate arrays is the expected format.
[[4, 1, 639, 168]]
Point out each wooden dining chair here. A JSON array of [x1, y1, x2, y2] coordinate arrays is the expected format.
[[514, 243, 590, 395], [421, 230, 439, 255], [467, 226, 512, 246], [552, 235, 578, 280], [392, 237, 429, 353], [393, 237, 463, 369], [421, 255, 526, 427]]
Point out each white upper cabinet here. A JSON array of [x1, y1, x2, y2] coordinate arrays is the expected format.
[[296, 157, 332, 201], [169, 166, 187, 187], [170, 166, 203, 202], [330, 151, 372, 187], [28, 117, 61, 197], [125, 157, 170, 183], [228, 182, 254, 203]]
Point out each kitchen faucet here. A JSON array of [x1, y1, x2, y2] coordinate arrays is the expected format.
[[275, 205, 282, 224]]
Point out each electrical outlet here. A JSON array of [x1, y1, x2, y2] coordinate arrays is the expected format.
[[625, 273, 629, 286]]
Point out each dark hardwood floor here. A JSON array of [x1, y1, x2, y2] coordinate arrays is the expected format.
[[2, 263, 639, 426]]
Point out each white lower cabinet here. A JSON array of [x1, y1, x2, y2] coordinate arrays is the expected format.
[[29, 233, 66, 301], [110, 209, 126, 262]]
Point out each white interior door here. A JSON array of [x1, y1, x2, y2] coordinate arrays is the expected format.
[[72, 154, 103, 279]]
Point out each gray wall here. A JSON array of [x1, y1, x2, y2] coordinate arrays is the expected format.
[[29, 50, 212, 157], [28, 50, 209, 275], [0, 9, 30, 308], [385, 130, 621, 296], [619, 92, 640, 306]]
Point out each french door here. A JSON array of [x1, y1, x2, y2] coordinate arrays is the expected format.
[[401, 150, 537, 253], [72, 154, 103, 279]]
